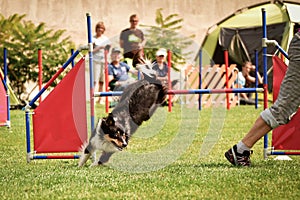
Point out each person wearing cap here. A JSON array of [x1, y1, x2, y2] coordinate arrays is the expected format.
[[108, 47, 137, 91], [120, 14, 146, 68], [92, 21, 111, 103], [152, 48, 169, 86]]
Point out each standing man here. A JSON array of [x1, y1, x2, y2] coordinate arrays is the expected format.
[[120, 14, 146, 68]]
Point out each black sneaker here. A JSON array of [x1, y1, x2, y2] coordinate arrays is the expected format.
[[224, 145, 252, 167]]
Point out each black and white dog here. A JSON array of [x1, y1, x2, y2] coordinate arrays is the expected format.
[[78, 61, 168, 167]]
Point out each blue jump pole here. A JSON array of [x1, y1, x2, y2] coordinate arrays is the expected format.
[[94, 88, 263, 97], [198, 49, 202, 110], [255, 49, 259, 109], [86, 13, 95, 132], [262, 8, 269, 159], [3, 48, 10, 127], [275, 43, 289, 59]]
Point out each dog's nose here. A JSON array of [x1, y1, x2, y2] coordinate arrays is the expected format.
[[122, 142, 127, 147]]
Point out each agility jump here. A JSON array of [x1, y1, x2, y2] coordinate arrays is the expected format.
[[0, 48, 10, 128], [261, 9, 300, 157], [25, 11, 271, 162], [25, 13, 105, 162]]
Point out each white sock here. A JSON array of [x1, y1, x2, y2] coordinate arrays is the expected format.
[[236, 141, 250, 154]]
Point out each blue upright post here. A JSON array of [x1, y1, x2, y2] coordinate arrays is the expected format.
[[86, 13, 95, 132], [25, 112, 31, 162], [3, 48, 10, 128], [3, 48, 7, 84], [262, 8, 269, 159], [71, 49, 75, 67], [255, 50, 259, 109], [198, 49, 202, 110]]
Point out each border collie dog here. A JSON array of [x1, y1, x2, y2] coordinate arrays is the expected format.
[[79, 61, 168, 167]]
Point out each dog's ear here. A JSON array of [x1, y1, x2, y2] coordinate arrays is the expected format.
[[106, 113, 115, 126]]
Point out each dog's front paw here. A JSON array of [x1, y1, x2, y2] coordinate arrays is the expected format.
[[90, 160, 104, 167]]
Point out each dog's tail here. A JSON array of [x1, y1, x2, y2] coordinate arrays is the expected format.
[[136, 58, 160, 84]]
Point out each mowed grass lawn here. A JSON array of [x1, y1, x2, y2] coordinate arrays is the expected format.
[[0, 105, 299, 199]]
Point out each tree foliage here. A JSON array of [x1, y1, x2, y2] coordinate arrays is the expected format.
[[141, 8, 195, 70], [0, 14, 75, 101]]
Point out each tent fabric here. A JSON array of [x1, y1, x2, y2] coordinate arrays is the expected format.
[[227, 30, 251, 64], [201, 1, 300, 67], [272, 56, 300, 150], [215, 22, 286, 67], [286, 2, 300, 23], [33, 58, 87, 153], [272, 56, 287, 102]]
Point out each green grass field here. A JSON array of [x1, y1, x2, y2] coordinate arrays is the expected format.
[[0, 105, 299, 199]]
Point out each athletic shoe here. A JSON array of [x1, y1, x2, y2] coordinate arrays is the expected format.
[[224, 145, 252, 167]]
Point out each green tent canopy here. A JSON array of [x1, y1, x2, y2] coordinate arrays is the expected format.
[[201, 0, 300, 67]]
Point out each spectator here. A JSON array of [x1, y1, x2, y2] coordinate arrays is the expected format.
[[108, 47, 137, 91], [152, 48, 168, 86], [120, 14, 146, 68], [92, 21, 111, 103], [236, 61, 263, 105]]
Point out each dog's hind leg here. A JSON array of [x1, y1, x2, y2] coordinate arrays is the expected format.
[[91, 151, 114, 166]]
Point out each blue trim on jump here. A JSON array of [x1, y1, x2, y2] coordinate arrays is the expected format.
[[269, 151, 300, 155], [94, 88, 263, 97], [32, 155, 80, 159]]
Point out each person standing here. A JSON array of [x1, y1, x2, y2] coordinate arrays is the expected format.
[[120, 14, 146, 68], [93, 21, 111, 103]]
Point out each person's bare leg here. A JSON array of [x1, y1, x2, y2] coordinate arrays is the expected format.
[[225, 116, 272, 166], [242, 116, 272, 148]]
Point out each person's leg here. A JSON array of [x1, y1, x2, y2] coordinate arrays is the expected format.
[[241, 116, 272, 148], [97, 62, 105, 103], [98, 81, 104, 104], [225, 32, 300, 166], [93, 61, 100, 87]]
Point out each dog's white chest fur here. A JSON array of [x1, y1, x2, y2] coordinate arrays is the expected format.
[[90, 133, 120, 153]]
